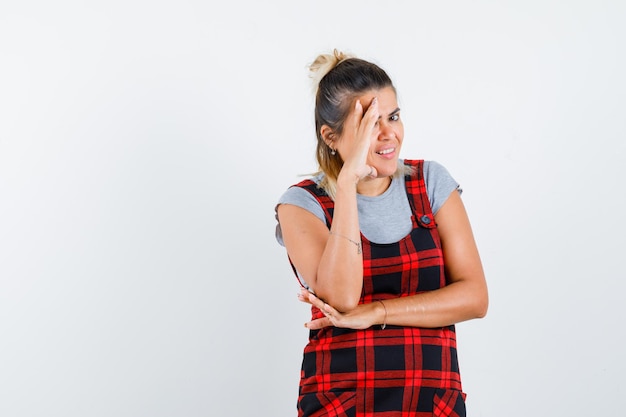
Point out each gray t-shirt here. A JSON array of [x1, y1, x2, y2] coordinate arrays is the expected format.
[[275, 160, 460, 245]]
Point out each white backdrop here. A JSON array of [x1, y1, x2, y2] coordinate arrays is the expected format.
[[1, 1, 625, 416]]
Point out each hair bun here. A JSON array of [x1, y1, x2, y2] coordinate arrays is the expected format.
[[308, 49, 354, 94]]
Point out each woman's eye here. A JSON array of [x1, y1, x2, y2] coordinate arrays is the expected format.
[[390, 114, 400, 121]]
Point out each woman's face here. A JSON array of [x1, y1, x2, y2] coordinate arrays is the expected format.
[[337, 86, 404, 178]]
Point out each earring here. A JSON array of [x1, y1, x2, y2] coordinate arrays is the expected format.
[[330, 148, 336, 155]]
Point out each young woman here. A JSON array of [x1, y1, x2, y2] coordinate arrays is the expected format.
[[275, 49, 488, 416]]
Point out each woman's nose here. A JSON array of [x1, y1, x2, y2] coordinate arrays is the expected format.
[[377, 121, 393, 139]]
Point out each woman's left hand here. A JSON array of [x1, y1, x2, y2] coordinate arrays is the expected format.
[[298, 288, 380, 330]]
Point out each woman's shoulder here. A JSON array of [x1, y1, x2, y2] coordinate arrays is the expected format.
[[402, 159, 461, 215], [279, 178, 321, 204], [275, 176, 328, 246], [423, 160, 452, 176], [399, 159, 451, 179]]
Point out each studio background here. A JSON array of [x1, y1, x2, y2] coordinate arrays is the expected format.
[[1, 1, 624, 416]]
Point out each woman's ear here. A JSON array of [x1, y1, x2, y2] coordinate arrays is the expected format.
[[320, 125, 335, 148]]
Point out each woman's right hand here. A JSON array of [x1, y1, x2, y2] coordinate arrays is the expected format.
[[336, 97, 380, 185]]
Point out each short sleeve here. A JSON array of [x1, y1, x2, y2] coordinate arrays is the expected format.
[[274, 186, 327, 246], [423, 160, 462, 215]]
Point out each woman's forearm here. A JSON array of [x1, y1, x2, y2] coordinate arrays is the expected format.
[[303, 277, 488, 331], [378, 279, 488, 328], [315, 180, 363, 312]]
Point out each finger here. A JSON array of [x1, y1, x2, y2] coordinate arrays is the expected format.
[[365, 96, 378, 114], [361, 97, 379, 123], [343, 99, 363, 134], [308, 293, 340, 320], [353, 99, 363, 124], [308, 293, 335, 314], [307, 295, 328, 315], [306, 291, 325, 309], [297, 292, 312, 305], [298, 288, 313, 304], [305, 317, 332, 330]]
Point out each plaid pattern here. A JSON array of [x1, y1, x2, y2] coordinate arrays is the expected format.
[[289, 160, 466, 416]]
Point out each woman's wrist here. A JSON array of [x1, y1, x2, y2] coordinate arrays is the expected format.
[[336, 169, 360, 190], [375, 300, 388, 329]]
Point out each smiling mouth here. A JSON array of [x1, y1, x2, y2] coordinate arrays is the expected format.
[[376, 148, 395, 155]]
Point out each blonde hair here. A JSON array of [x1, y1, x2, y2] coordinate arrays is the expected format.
[[309, 49, 355, 96], [308, 50, 410, 198]]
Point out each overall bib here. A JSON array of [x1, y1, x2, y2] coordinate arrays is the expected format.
[[290, 160, 466, 417]]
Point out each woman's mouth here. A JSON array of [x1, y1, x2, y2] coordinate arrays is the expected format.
[[376, 147, 395, 156]]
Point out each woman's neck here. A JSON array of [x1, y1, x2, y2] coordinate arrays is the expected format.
[[357, 176, 392, 197]]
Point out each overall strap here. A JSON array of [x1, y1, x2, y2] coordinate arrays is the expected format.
[[403, 160, 437, 230]]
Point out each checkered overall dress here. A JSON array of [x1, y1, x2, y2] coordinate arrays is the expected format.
[[289, 160, 467, 417]]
